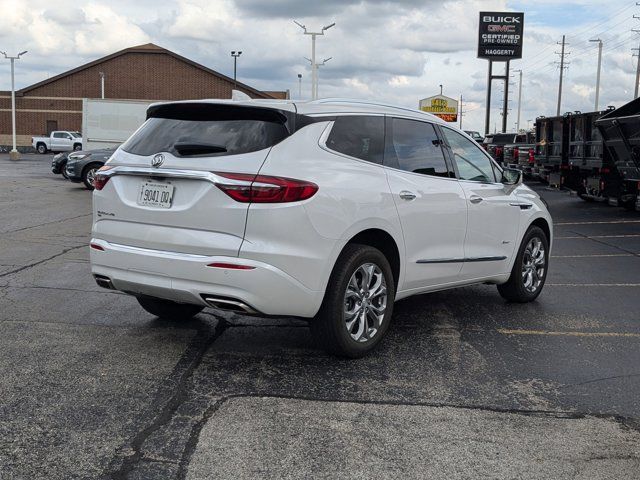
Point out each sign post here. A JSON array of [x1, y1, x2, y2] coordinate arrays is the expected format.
[[478, 12, 524, 135]]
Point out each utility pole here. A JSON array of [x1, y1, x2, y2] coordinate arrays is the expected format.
[[459, 94, 463, 129], [297, 73, 302, 99], [295, 20, 335, 100], [589, 39, 602, 110], [1, 50, 27, 161], [635, 12, 640, 99], [513, 69, 523, 132], [556, 35, 569, 116], [231, 51, 242, 89]]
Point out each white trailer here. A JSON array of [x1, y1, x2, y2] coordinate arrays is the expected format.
[[81, 98, 153, 150]]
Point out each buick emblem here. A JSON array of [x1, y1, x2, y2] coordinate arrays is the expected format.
[[151, 153, 164, 168]]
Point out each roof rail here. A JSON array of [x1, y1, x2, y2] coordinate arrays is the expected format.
[[309, 97, 439, 119]]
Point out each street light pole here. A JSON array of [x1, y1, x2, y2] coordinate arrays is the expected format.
[[295, 20, 335, 100], [99, 72, 105, 99], [297, 74, 302, 99], [1, 50, 27, 160], [305, 57, 332, 99], [589, 39, 602, 110], [513, 69, 523, 132], [231, 51, 242, 90]]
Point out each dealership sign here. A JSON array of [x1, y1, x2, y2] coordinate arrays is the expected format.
[[478, 12, 524, 60], [419, 95, 458, 122]]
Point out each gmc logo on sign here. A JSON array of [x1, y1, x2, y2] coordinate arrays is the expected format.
[[483, 16, 521, 23], [488, 25, 516, 33]]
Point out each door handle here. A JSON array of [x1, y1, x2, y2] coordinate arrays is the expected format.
[[469, 196, 483, 204], [399, 190, 416, 201]]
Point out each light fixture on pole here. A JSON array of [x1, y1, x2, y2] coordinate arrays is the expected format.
[[231, 51, 242, 90], [294, 20, 335, 100], [99, 72, 105, 99], [589, 39, 602, 110], [1, 50, 27, 161], [297, 73, 302, 99], [304, 56, 331, 99], [439, 84, 443, 95]]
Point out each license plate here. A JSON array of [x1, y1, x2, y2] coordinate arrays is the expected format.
[[137, 182, 174, 208]]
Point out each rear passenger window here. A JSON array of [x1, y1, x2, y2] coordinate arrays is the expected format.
[[387, 118, 452, 177], [326, 116, 384, 164]]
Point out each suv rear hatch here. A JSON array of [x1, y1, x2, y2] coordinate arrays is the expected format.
[[92, 101, 295, 257]]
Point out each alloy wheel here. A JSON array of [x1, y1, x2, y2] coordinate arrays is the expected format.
[[86, 168, 97, 187], [343, 263, 387, 343], [522, 237, 545, 293]]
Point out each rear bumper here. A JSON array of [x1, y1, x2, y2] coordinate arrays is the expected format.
[[89, 239, 324, 318]]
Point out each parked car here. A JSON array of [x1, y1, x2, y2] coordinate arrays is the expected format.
[[89, 99, 553, 358], [485, 133, 519, 164], [51, 152, 71, 179], [503, 132, 536, 174], [65, 147, 117, 190], [32, 131, 83, 154], [464, 130, 484, 142]]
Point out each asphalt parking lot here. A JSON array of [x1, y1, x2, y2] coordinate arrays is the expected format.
[[1, 153, 639, 479]]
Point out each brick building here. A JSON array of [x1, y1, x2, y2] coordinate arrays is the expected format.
[[0, 43, 289, 147]]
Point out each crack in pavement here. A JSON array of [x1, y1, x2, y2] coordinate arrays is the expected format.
[[0, 213, 91, 234], [0, 244, 87, 278], [107, 318, 229, 480]]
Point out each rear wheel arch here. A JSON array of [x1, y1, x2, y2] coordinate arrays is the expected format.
[[343, 228, 401, 291]]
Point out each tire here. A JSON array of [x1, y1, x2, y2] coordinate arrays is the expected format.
[[82, 163, 101, 190], [36, 143, 47, 154], [136, 296, 203, 320], [60, 161, 69, 179], [622, 199, 637, 212], [311, 244, 395, 358], [497, 226, 549, 303], [73, 143, 82, 151]]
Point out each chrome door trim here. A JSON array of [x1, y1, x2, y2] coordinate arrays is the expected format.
[[97, 166, 248, 186], [417, 256, 506, 264]]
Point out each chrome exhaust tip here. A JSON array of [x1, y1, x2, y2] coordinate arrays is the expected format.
[[202, 296, 259, 315], [94, 274, 114, 290]]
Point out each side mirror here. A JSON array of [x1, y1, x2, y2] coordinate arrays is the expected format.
[[501, 168, 522, 186]]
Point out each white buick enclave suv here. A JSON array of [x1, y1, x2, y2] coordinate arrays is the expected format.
[[90, 98, 552, 357]]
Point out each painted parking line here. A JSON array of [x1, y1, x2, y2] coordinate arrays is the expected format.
[[555, 220, 640, 226], [551, 254, 634, 258], [555, 234, 640, 239], [498, 328, 640, 338], [546, 283, 640, 287]]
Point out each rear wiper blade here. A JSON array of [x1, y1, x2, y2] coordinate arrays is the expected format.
[[173, 142, 227, 155]]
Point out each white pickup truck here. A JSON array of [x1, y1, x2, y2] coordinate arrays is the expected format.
[[32, 131, 83, 154]]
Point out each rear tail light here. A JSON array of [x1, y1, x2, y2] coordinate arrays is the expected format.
[[513, 147, 519, 159], [94, 166, 114, 191], [528, 148, 535, 164], [214, 172, 318, 203], [90, 242, 104, 251], [601, 167, 610, 174], [600, 180, 605, 192]]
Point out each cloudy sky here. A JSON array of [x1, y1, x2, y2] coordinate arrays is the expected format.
[[0, 0, 637, 131]]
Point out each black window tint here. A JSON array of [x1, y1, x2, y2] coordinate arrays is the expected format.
[[441, 127, 497, 182], [326, 116, 384, 164], [122, 117, 289, 157], [53, 132, 65, 138], [388, 118, 451, 177]]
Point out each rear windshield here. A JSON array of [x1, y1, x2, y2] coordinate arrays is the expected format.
[[491, 134, 516, 144], [122, 104, 290, 157]]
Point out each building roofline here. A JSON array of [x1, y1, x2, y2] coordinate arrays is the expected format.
[[17, 43, 277, 99]]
